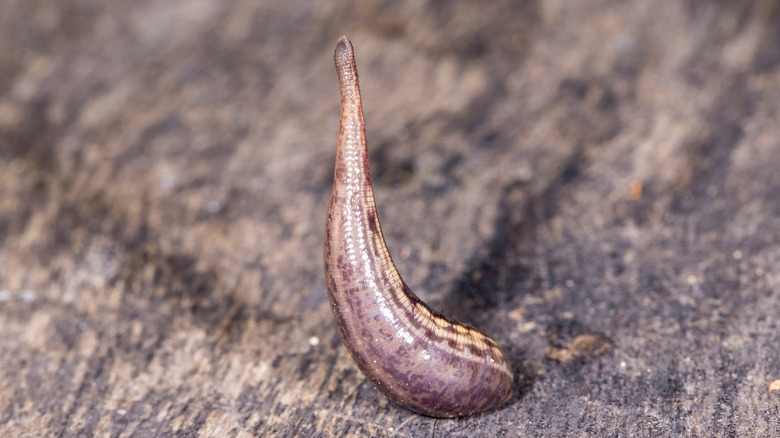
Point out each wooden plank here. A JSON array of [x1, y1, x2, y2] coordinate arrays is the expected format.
[[1, 1, 779, 436]]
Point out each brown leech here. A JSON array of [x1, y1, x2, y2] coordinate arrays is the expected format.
[[323, 36, 513, 418]]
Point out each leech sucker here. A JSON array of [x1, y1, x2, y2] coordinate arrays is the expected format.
[[324, 36, 513, 418]]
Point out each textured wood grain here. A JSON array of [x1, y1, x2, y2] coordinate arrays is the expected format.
[[1, 0, 779, 436]]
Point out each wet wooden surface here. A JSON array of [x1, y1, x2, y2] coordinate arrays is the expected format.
[[1, 1, 779, 436]]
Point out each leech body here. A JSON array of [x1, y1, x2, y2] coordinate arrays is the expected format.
[[323, 36, 513, 418]]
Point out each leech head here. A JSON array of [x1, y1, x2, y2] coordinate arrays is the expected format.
[[335, 36, 351, 66], [324, 36, 513, 418]]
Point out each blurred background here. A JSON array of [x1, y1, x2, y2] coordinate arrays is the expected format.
[[1, 0, 778, 436]]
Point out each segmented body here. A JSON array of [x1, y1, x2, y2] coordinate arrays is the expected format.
[[324, 36, 513, 418]]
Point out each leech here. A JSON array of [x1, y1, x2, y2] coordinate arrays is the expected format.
[[323, 36, 513, 418]]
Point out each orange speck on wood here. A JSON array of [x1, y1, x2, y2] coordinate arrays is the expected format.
[[629, 181, 642, 200]]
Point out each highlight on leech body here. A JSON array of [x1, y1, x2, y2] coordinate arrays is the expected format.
[[324, 36, 513, 418]]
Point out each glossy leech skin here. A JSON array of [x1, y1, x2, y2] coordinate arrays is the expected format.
[[323, 36, 513, 418]]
